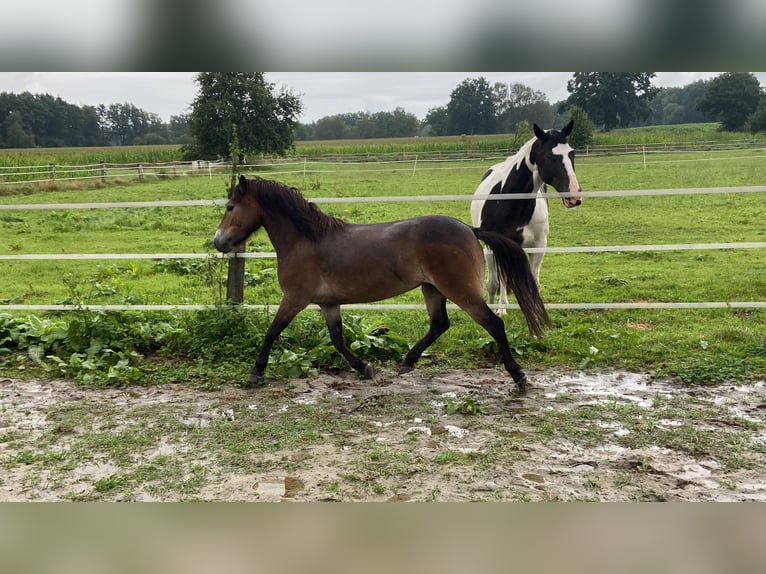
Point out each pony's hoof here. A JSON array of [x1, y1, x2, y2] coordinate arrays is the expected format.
[[512, 374, 528, 394], [247, 372, 268, 387], [398, 365, 414, 375], [362, 363, 375, 379]]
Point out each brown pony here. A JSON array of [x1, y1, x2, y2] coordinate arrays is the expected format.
[[213, 175, 551, 391]]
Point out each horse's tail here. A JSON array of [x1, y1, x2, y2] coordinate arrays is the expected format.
[[472, 228, 552, 338]]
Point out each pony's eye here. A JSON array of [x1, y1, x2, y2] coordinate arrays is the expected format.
[[226, 205, 234, 212]]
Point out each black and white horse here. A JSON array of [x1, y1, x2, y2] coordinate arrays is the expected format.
[[471, 120, 583, 314]]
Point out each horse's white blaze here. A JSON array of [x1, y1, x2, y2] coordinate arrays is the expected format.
[[552, 142, 582, 201]]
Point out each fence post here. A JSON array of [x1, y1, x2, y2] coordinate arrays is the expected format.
[[100, 162, 106, 183], [137, 163, 144, 181], [48, 163, 55, 181], [226, 243, 246, 304]]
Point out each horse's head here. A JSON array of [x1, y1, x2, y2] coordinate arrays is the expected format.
[[531, 120, 582, 208], [213, 175, 264, 253]]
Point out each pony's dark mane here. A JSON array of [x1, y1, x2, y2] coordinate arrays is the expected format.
[[240, 177, 347, 241]]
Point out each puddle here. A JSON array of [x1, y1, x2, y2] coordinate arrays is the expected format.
[[538, 371, 675, 407], [522, 473, 546, 484]]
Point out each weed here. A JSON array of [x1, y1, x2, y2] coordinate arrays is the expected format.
[[445, 395, 487, 416], [600, 274, 629, 286]]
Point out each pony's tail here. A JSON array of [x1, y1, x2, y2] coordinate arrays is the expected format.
[[472, 228, 552, 338]]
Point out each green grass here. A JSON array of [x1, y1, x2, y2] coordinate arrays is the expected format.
[[0, 132, 764, 386]]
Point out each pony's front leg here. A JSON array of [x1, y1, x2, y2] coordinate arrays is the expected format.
[[249, 299, 305, 385], [321, 305, 375, 379]]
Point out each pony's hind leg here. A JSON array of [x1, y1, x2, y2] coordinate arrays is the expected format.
[[400, 284, 450, 374], [459, 300, 528, 392], [321, 305, 375, 379]]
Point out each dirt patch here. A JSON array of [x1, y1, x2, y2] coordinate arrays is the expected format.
[[1, 369, 764, 501]]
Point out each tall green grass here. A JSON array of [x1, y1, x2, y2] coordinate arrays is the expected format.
[[0, 145, 184, 168]]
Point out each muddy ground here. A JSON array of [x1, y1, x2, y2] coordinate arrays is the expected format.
[[1, 369, 764, 501]]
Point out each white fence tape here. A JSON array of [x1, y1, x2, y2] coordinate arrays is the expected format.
[[1, 185, 763, 313], [3, 186, 766, 211], [2, 242, 765, 261]]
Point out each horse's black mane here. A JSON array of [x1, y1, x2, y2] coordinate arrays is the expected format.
[[238, 176, 347, 241]]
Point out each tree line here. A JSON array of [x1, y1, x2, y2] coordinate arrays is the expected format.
[[0, 92, 191, 149], [2, 72, 765, 158], [298, 72, 766, 141]]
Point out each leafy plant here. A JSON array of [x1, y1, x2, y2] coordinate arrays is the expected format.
[[445, 395, 487, 416]]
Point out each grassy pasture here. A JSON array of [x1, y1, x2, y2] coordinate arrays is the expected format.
[[0, 138, 764, 386]]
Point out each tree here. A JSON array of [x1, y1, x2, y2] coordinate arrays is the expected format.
[[99, 103, 165, 146], [79, 105, 105, 146], [167, 114, 191, 144], [446, 77, 497, 135], [697, 72, 763, 131], [3, 111, 34, 148], [494, 82, 553, 132], [565, 106, 595, 149], [371, 108, 419, 138], [187, 72, 302, 159], [423, 105, 449, 136], [647, 82, 711, 126], [314, 115, 347, 140], [746, 98, 766, 133], [564, 73, 658, 131]]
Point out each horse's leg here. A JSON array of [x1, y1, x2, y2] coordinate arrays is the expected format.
[[527, 195, 549, 288], [400, 284, 450, 374], [486, 250, 507, 316], [497, 279, 510, 317], [528, 251, 544, 288], [320, 305, 375, 379], [457, 300, 528, 392], [249, 299, 305, 385]]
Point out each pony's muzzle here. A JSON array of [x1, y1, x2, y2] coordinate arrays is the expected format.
[[563, 190, 582, 208], [213, 230, 233, 253]]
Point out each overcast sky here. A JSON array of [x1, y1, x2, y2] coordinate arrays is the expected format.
[[0, 72, 762, 124]]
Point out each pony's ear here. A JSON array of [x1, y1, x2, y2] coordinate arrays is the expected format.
[[562, 119, 574, 137], [533, 123, 547, 140], [238, 174, 247, 187]]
